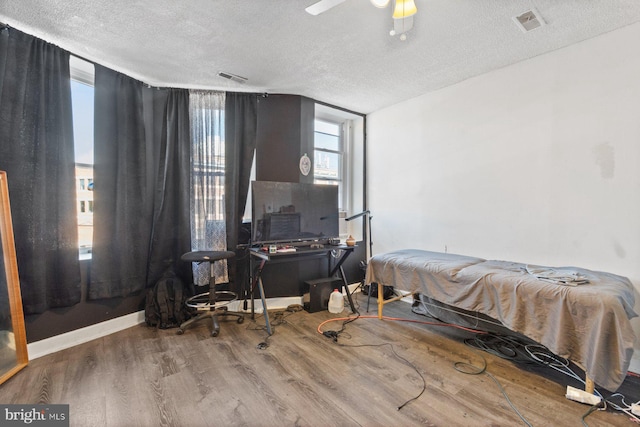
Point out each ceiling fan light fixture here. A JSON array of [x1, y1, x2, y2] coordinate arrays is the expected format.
[[370, 0, 391, 8], [392, 0, 417, 19]]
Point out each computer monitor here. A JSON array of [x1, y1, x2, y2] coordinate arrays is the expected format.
[[251, 181, 339, 245]]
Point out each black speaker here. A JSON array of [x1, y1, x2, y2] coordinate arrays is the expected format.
[[303, 278, 343, 313]]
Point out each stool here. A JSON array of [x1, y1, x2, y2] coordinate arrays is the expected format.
[[177, 251, 244, 337]]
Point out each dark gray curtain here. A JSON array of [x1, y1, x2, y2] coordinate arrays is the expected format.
[[224, 92, 257, 294], [145, 88, 192, 287], [89, 65, 150, 299], [89, 68, 192, 299], [0, 27, 81, 313]]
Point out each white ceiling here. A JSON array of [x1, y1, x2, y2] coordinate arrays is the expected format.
[[2, 0, 640, 114]]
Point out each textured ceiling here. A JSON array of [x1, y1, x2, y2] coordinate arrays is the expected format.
[[1, 0, 640, 114]]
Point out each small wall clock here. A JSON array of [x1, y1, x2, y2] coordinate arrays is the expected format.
[[299, 153, 311, 176]]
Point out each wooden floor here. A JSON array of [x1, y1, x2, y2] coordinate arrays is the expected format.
[[1, 292, 637, 426]]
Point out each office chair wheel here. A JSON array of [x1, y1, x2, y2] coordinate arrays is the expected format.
[[237, 317, 244, 324], [176, 328, 184, 335], [211, 330, 219, 337]]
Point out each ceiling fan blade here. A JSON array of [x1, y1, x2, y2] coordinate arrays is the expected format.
[[305, 0, 347, 16]]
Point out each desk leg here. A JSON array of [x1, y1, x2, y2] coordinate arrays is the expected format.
[[250, 258, 271, 335], [257, 275, 272, 335], [339, 265, 358, 314], [250, 259, 267, 321], [329, 249, 357, 314]]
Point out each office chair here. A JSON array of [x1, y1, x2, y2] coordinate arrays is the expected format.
[[177, 250, 244, 337]]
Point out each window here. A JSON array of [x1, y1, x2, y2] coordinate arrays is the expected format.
[[313, 120, 344, 206], [314, 118, 350, 238], [70, 56, 95, 257], [314, 103, 365, 243]]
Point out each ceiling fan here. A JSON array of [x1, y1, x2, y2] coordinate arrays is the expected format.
[[305, 0, 418, 40], [304, 0, 346, 16], [305, 0, 417, 16]]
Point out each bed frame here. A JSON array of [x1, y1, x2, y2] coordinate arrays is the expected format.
[[367, 249, 637, 393]]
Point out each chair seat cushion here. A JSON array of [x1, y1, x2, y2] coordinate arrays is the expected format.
[[181, 251, 236, 262]]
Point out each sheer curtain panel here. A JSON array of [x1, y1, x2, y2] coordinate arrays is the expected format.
[[189, 90, 227, 286]]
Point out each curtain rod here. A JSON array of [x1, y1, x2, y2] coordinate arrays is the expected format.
[[0, 22, 263, 96]]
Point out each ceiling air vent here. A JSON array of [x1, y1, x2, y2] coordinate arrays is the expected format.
[[217, 71, 248, 84], [513, 9, 545, 33]]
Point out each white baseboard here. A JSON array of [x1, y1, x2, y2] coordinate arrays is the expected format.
[[26, 284, 364, 361], [231, 296, 303, 313], [27, 310, 146, 360], [232, 282, 363, 312], [347, 282, 361, 295]]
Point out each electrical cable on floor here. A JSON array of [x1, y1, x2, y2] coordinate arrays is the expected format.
[[415, 295, 640, 407], [523, 343, 602, 397], [462, 331, 640, 423], [339, 342, 427, 411], [464, 334, 528, 362], [319, 308, 640, 424], [319, 313, 530, 419], [604, 393, 640, 424], [453, 349, 534, 427], [320, 295, 640, 423], [414, 296, 507, 330], [317, 313, 488, 411], [581, 401, 605, 427], [248, 306, 301, 350]]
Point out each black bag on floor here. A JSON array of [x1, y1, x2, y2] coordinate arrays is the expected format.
[[145, 271, 192, 329], [362, 283, 394, 300]]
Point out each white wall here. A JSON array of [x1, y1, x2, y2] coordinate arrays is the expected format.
[[367, 23, 640, 371]]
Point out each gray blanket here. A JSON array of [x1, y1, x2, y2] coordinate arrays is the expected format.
[[365, 249, 637, 391]]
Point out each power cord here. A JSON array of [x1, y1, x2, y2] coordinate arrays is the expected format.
[[248, 306, 302, 350], [318, 313, 427, 410], [336, 341, 427, 411], [454, 349, 534, 427], [316, 314, 533, 419], [320, 313, 360, 343], [581, 401, 606, 427], [322, 330, 339, 341], [604, 393, 640, 424], [317, 309, 639, 423], [460, 332, 640, 423]]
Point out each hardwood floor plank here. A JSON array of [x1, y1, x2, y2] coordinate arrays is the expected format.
[[1, 293, 637, 426]]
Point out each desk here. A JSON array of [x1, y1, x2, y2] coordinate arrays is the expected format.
[[249, 245, 357, 335]]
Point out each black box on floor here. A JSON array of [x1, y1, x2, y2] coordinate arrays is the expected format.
[[303, 278, 343, 313]]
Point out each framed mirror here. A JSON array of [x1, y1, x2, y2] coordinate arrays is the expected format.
[[0, 171, 28, 385]]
